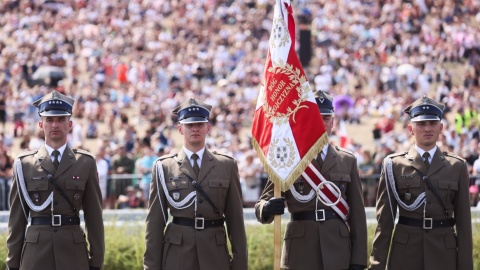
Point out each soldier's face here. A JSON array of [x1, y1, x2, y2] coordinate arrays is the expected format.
[[321, 115, 334, 135], [39, 116, 72, 144], [408, 120, 443, 150], [178, 122, 210, 148]]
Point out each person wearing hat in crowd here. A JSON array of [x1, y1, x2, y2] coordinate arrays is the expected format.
[[144, 98, 248, 270], [255, 91, 367, 270], [6, 90, 104, 270], [369, 96, 473, 270]]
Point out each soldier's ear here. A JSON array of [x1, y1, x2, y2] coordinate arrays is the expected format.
[[178, 124, 184, 135]]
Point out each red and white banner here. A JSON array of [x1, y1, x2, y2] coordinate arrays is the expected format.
[[251, 0, 328, 192]]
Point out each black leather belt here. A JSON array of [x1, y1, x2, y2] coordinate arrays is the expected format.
[[172, 217, 224, 230], [398, 216, 455, 229], [31, 215, 80, 226], [291, 209, 340, 222]]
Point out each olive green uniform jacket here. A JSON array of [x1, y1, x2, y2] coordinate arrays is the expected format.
[[6, 146, 104, 270], [369, 146, 473, 270], [144, 149, 248, 270], [255, 145, 367, 269]]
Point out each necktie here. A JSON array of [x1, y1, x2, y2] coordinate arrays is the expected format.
[[192, 153, 200, 177], [423, 152, 430, 169], [52, 150, 60, 169], [317, 150, 324, 168]]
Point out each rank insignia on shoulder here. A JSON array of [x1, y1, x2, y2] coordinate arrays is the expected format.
[[173, 192, 180, 201]]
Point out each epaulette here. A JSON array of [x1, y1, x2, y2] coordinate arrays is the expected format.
[[387, 152, 408, 159], [73, 148, 94, 158], [18, 150, 38, 158], [443, 151, 465, 161], [159, 153, 177, 161], [335, 146, 354, 156], [213, 151, 234, 159]]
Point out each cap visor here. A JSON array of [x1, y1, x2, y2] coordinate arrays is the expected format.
[[179, 117, 209, 124], [320, 108, 334, 115], [39, 110, 72, 116], [411, 115, 440, 122]]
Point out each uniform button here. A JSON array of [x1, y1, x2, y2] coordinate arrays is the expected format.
[[166, 237, 170, 241], [53, 229, 57, 232], [199, 199, 203, 203], [48, 174, 53, 179], [54, 201, 58, 205], [219, 183, 222, 187]]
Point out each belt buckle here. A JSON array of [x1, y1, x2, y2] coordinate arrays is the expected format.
[[315, 209, 325, 221], [195, 217, 204, 230], [423, 217, 433, 229], [52, 215, 62, 226]]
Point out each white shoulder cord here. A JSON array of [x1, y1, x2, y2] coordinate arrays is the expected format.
[[290, 184, 315, 202], [384, 158, 426, 216], [15, 157, 53, 215], [155, 159, 196, 224]]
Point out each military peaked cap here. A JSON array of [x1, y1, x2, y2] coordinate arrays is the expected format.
[[32, 90, 75, 117], [172, 98, 212, 124], [403, 95, 444, 122], [314, 90, 334, 115]]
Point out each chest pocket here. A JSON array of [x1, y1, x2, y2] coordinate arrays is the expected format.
[[65, 178, 87, 191], [329, 173, 351, 192], [208, 179, 230, 207], [396, 176, 421, 190], [438, 180, 458, 204], [26, 177, 49, 191], [166, 179, 189, 191]]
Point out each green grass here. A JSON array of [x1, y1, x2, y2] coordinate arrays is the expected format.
[[0, 223, 479, 269]]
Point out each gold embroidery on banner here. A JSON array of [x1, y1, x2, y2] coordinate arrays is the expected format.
[[269, 16, 290, 49], [269, 138, 295, 169], [263, 62, 310, 125]]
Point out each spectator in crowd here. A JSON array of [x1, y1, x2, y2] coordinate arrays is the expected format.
[[95, 146, 110, 208], [116, 185, 145, 209], [136, 145, 158, 208], [109, 145, 136, 209], [0, 150, 13, 210], [238, 150, 262, 207]]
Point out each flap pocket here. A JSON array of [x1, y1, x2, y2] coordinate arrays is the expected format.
[[392, 230, 409, 245], [26, 178, 49, 191], [65, 179, 86, 191], [339, 225, 350, 238], [329, 173, 351, 182], [24, 230, 39, 244], [284, 224, 305, 240], [165, 232, 183, 246], [73, 230, 86, 244], [438, 180, 458, 191], [166, 179, 189, 191], [397, 177, 421, 189], [208, 179, 230, 189], [215, 231, 226, 246]]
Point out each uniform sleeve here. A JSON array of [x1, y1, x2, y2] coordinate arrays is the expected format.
[[224, 159, 248, 270], [455, 160, 473, 269], [254, 180, 275, 224], [82, 158, 105, 268], [369, 159, 397, 270], [346, 157, 368, 266], [144, 161, 168, 270], [6, 161, 29, 269]]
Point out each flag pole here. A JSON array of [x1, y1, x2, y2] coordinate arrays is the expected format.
[[274, 184, 281, 270]]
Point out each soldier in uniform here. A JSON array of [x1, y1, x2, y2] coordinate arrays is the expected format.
[[144, 98, 248, 270], [6, 90, 105, 270], [369, 96, 473, 270], [255, 91, 367, 270]]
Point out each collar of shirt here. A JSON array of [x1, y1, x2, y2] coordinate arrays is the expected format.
[[415, 145, 437, 163], [45, 143, 67, 162], [320, 144, 329, 160], [183, 146, 206, 168]]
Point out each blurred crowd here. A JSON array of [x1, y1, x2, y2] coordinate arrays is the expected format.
[[1, 0, 480, 209]]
